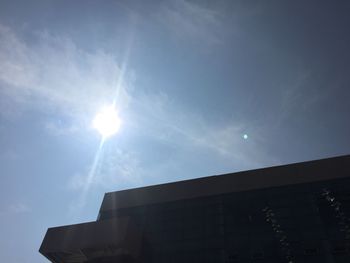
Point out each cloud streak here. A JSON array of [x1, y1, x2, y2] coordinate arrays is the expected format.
[[156, 0, 224, 45], [131, 92, 275, 168], [0, 24, 130, 122], [0, 23, 276, 195], [0, 202, 31, 215], [68, 147, 143, 191]]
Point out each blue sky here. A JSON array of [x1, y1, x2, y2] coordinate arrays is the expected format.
[[1, 1, 350, 262]]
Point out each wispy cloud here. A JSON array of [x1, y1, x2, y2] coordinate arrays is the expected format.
[[0, 149, 20, 161], [68, 90, 275, 195], [1, 202, 31, 215], [0, 24, 130, 123], [44, 119, 80, 136], [68, 148, 143, 191], [157, 0, 224, 45], [9, 203, 31, 213], [0, 23, 276, 194], [131, 92, 276, 168]]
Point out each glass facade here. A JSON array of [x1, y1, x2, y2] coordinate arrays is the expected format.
[[98, 177, 350, 263]]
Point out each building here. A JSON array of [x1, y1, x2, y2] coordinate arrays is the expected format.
[[40, 155, 350, 263]]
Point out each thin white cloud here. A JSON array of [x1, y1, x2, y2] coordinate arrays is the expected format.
[[0, 203, 31, 215], [68, 91, 274, 193], [0, 23, 275, 194], [0, 149, 20, 161], [157, 0, 224, 45], [44, 119, 79, 136], [9, 203, 31, 213], [0, 24, 130, 123], [131, 92, 275, 168], [272, 69, 331, 131], [68, 148, 143, 191]]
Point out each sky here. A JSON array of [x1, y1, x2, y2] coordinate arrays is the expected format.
[[0, 0, 350, 262]]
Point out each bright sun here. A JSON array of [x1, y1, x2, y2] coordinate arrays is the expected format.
[[92, 105, 121, 138]]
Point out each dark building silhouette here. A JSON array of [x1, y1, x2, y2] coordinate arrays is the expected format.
[[40, 155, 350, 263]]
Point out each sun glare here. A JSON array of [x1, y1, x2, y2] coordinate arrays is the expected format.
[[93, 105, 121, 138]]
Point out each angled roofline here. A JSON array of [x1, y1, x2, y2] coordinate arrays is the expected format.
[[99, 154, 350, 212]]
